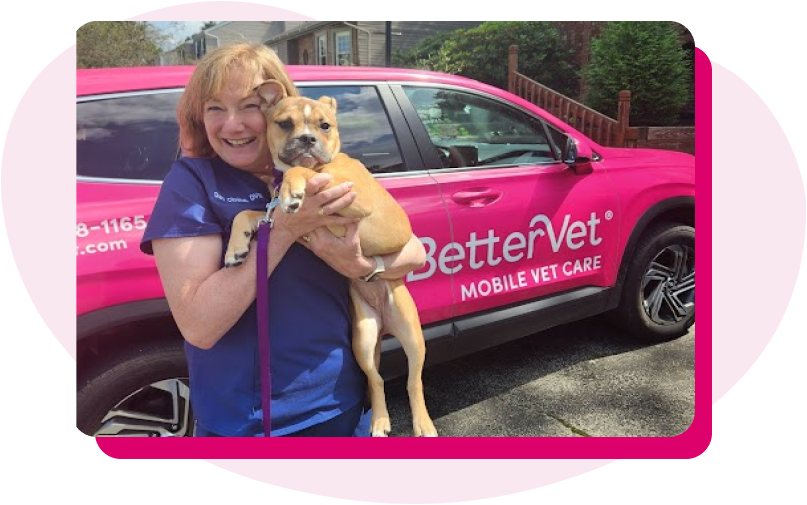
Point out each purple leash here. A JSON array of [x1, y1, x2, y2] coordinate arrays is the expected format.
[[256, 169, 283, 437]]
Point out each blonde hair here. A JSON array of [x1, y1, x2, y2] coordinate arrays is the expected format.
[[177, 43, 299, 158]]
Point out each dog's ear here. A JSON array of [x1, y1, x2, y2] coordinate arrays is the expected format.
[[318, 96, 337, 114], [256, 80, 287, 108]]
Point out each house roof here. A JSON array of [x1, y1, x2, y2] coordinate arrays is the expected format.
[[203, 21, 234, 33], [263, 21, 339, 44]]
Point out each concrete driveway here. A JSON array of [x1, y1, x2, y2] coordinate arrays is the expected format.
[[383, 318, 695, 437]]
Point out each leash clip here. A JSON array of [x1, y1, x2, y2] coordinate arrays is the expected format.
[[260, 197, 280, 227]]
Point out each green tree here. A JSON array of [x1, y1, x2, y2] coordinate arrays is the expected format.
[[398, 22, 578, 97], [393, 31, 454, 69], [77, 21, 168, 68], [583, 22, 690, 126]]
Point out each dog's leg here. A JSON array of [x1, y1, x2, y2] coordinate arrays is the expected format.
[[224, 210, 266, 267], [385, 279, 438, 437], [350, 285, 391, 437], [321, 158, 374, 221], [280, 166, 318, 213]]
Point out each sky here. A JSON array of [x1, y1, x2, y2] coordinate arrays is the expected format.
[[150, 21, 213, 49]]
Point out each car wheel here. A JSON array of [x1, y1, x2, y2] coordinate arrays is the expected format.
[[612, 222, 695, 342], [77, 339, 192, 437]]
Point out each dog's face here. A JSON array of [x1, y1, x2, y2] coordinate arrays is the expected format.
[[257, 80, 341, 172]]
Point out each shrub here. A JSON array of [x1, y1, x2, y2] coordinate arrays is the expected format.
[[583, 22, 690, 126], [399, 22, 579, 97]]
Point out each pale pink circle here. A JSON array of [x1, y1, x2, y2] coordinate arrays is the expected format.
[[4, 45, 78, 358], [210, 459, 610, 503], [1, 2, 619, 503], [710, 62, 804, 403]]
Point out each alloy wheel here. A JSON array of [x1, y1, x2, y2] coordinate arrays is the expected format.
[[93, 378, 191, 437], [641, 244, 695, 325]]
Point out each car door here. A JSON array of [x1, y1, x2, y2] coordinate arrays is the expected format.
[[77, 90, 184, 317], [299, 83, 455, 366], [394, 84, 621, 322]]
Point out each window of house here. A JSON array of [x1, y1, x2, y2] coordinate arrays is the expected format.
[[317, 33, 327, 65], [334, 30, 352, 66]]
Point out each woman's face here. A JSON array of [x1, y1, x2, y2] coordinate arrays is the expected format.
[[203, 71, 270, 176]]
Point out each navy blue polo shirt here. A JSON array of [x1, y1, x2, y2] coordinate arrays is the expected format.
[[141, 157, 364, 436]]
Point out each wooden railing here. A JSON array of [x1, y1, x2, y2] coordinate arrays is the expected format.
[[508, 45, 630, 147]]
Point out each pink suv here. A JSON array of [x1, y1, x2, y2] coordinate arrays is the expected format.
[[77, 66, 695, 436]]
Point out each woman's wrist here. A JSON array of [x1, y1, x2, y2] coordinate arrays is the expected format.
[[358, 255, 381, 280]]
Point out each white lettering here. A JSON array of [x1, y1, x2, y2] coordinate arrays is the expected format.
[[566, 221, 587, 250], [439, 243, 465, 274], [410, 211, 608, 282], [588, 213, 602, 245], [461, 283, 477, 301], [530, 264, 558, 284], [467, 232, 485, 270], [503, 232, 526, 262], [562, 255, 602, 277], [531, 214, 571, 253], [408, 237, 437, 282], [517, 271, 528, 288], [483, 230, 502, 267]]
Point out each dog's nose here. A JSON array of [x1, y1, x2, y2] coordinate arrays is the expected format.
[[299, 134, 317, 146]]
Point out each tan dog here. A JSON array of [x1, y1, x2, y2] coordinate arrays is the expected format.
[[224, 80, 438, 437]]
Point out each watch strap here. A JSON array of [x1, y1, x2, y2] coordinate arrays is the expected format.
[[360, 255, 385, 282]]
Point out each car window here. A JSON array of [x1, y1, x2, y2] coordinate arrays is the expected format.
[[545, 123, 567, 160], [402, 86, 558, 170], [77, 91, 182, 181], [300, 85, 404, 174]]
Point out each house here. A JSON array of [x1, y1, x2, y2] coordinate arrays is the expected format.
[[263, 22, 483, 67], [161, 42, 195, 65], [163, 21, 280, 64]]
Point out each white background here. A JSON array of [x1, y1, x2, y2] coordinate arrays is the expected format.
[[0, 0, 807, 504]]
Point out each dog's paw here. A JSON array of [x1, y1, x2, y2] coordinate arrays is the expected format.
[[370, 417, 391, 437], [224, 243, 251, 267], [413, 417, 438, 437], [281, 191, 305, 213]]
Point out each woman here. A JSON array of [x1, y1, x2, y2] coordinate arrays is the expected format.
[[140, 43, 426, 437]]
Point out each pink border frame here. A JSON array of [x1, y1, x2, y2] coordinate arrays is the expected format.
[[97, 48, 711, 459]]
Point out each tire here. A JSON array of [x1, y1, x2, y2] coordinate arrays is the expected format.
[[611, 222, 695, 342], [77, 339, 193, 437]]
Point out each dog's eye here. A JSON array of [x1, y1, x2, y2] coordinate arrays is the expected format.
[[320, 122, 331, 132], [277, 119, 293, 130]]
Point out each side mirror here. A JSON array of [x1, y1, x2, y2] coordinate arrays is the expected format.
[[561, 135, 593, 175]]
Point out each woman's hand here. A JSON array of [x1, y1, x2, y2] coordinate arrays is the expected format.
[[271, 173, 360, 239], [302, 229, 427, 281]]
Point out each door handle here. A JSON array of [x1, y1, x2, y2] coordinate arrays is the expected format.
[[451, 188, 502, 207]]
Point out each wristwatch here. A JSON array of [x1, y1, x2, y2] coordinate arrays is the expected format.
[[359, 255, 385, 282]]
